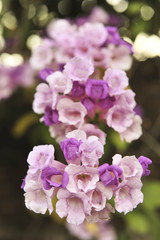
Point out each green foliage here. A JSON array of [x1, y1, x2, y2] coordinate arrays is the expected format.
[[126, 212, 150, 234], [143, 181, 160, 211]]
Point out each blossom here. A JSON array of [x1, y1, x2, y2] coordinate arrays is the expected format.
[[112, 154, 143, 179], [105, 105, 134, 133], [33, 83, 56, 114], [120, 115, 142, 143], [43, 107, 60, 126], [24, 170, 54, 214], [65, 164, 99, 193], [98, 163, 122, 186], [57, 98, 87, 127], [60, 138, 82, 164], [30, 39, 54, 70], [80, 123, 106, 145], [86, 203, 114, 223], [112, 154, 144, 214], [113, 178, 143, 214], [63, 57, 94, 82], [85, 79, 108, 100], [47, 71, 73, 94], [103, 68, 128, 96], [27, 145, 55, 173], [138, 156, 152, 176], [79, 136, 104, 167], [41, 166, 69, 190], [87, 182, 113, 211], [78, 22, 108, 47], [39, 68, 54, 81], [56, 189, 91, 225]]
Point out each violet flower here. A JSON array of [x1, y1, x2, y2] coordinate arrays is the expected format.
[[138, 156, 152, 177], [41, 166, 69, 189], [98, 163, 122, 186]]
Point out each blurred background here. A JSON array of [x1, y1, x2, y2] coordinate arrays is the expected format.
[[0, 0, 160, 239]]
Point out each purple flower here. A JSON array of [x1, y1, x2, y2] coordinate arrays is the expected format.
[[38, 68, 54, 81], [98, 96, 115, 109], [81, 97, 95, 112], [41, 166, 69, 189], [60, 138, 82, 163], [138, 156, 152, 177], [106, 26, 120, 45], [98, 163, 122, 186], [71, 81, 85, 98], [85, 79, 108, 100], [44, 106, 59, 126]]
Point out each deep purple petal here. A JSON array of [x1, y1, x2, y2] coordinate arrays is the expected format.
[[39, 68, 54, 81]]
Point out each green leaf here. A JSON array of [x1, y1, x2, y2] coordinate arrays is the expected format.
[[110, 131, 129, 153], [142, 180, 160, 210], [126, 212, 150, 234], [12, 112, 38, 138]]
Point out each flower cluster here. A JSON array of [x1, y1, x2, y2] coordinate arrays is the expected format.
[[66, 221, 117, 240], [22, 129, 152, 225], [33, 56, 142, 143], [30, 13, 132, 72], [0, 62, 35, 101]]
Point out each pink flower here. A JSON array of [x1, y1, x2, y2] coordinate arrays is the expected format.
[[30, 39, 54, 70], [66, 129, 87, 142], [47, 71, 73, 94], [49, 123, 75, 143], [57, 98, 87, 127], [65, 164, 99, 193], [112, 154, 143, 179], [120, 115, 142, 143], [47, 19, 76, 48], [56, 188, 91, 225], [63, 57, 94, 82], [87, 182, 113, 211], [114, 178, 143, 214], [89, 6, 109, 24], [112, 154, 144, 214], [108, 44, 133, 71], [33, 83, 57, 114], [80, 123, 106, 146], [105, 105, 134, 133], [24, 170, 54, 214], [78, 22, 108, 47], [79, 136, 104, 167], [103, 68, 128, 96], [27, 145, 55, 173], [115, 89, 136, 109], [86, 203, 114, 223]]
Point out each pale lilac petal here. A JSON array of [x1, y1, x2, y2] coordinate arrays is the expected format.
[[63, 57, 94, 82]]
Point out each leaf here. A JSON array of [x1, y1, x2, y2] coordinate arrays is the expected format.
[[12, 113, 38, 137], [142, 180, 160, 210], [110, 131, 129, 153], [126, 212, 150, 234]]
